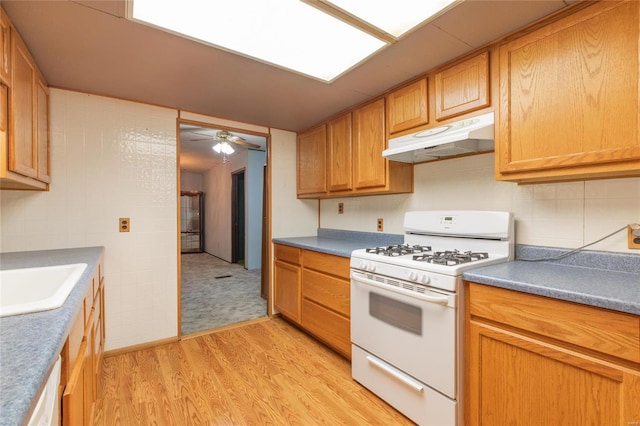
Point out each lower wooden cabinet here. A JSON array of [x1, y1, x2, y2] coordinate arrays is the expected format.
[[61, 256, 105, 425], [465, 281, 640, 426], [273, 244, 351, 358], [274, 244, 302, 323]]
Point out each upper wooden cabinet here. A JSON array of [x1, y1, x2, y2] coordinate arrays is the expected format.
[[496, 1, 640, 183], [387, 51, 492, 137], [327, 112, 352, 193], [36, 77, 50, 183], [434, 51, 489, 122], [387, 78, 428, 134], [0, 10, 50, 190], [353, 98, 387, 190], [296, 124, 327, 196], [0, 8, 10, 86], [297, 98, 413, 199]]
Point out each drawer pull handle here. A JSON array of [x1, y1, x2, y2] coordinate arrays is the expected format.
[[366, 355, 424, 393]]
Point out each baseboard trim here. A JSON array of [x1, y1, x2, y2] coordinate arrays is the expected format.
[[104, 316, 278, 355], [180, 316, 272, 339], [104, 336, 179, 357]]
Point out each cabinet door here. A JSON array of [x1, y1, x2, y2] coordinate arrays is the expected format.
[[296, 124, 327, 196], [63, 340, 88, 426], [387, 78, 428, 134], [9, 28, 36, 178], [327, 113, 352, 192], [497, 1, 640, 182], [434, 51, 489, 121], [36, 78, 50, 183], [353, 98, 386, 190], [274, 260, 301, 323], [467, 320, 640, 426], [0, 8, 10, 86]]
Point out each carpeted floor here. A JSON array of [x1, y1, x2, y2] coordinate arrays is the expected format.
[[181, 252, 267, 335]]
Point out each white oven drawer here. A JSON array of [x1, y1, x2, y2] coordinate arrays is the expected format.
[[352, 345, 456, 426], [351, 271, 457, 398]]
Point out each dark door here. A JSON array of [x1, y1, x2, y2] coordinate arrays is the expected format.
[[231, 170, 245, 265]]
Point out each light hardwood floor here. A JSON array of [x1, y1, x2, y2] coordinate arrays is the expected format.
[[93, 318, 414, 425]]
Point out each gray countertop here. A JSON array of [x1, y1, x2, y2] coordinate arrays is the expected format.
[[274, 234, 640, 316], [0, 247, 104, 426], [463, 246, 640, 316], [272, 228, 403, 258]]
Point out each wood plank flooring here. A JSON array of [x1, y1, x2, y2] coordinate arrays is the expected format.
[[93, 318, 414, 425]]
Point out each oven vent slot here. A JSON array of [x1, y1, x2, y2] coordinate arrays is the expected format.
[[384, 277, 428, 296]]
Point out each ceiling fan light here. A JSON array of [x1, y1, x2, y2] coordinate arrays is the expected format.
[[221, 142, 235, 155], [213, 141, 235, 155]]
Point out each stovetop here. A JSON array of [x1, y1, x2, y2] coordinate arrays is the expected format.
[[350, 211, 514, 291], [365, 244, 489, 266]]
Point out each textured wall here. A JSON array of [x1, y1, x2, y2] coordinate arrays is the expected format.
[[0, 89, 179, 350], [320, 153, 640, 253]]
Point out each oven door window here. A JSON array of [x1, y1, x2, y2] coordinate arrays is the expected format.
[[370, 292, 422, 335]]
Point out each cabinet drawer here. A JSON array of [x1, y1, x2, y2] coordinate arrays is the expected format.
[[302, 269, 350, 317], [468, 283, 640, 363], [302, 250, 350, 279], [302, 298, 351, 358], [274, 244, 301, 265]]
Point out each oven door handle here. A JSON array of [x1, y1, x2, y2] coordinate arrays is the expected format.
[[351, 271, 450, 305], [366, 355, 424, 393]]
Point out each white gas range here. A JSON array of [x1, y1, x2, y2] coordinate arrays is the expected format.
[[350, 210, 514, 425]]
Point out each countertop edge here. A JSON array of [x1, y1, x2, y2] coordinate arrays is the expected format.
[[0, 247, 105, 426], [273, 230, 403, 258], [463, 262, 640, 316]]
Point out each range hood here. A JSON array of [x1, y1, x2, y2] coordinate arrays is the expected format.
[[383, 112, 494, 163]]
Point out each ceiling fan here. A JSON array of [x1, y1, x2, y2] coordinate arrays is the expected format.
[[191, 130, 261, 154]]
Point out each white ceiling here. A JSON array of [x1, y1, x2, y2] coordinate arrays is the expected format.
[[2, 0, 572, 133]]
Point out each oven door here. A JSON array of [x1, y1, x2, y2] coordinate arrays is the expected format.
[[350, 269, 457, 399]]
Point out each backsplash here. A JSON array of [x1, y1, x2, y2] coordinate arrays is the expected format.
[[0, 89, 179, 350], [319, 154, 640, 254]]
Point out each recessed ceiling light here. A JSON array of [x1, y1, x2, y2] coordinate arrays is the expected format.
[[324, 0, 460, 38], [127, 0, 457, 82]]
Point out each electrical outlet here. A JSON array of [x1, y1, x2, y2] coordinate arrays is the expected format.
[[377, 218, 383, 232], [628, 223, 640, 249], [119, 217, 130, 233], [338, 202, 344, 214]]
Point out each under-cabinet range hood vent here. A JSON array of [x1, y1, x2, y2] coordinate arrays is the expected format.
[[383, 112, 494, 163]]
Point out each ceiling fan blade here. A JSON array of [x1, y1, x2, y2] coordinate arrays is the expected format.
[[191, 131, 217, 138], [231, 139, 261, 149], [191, 137, 216, 142]]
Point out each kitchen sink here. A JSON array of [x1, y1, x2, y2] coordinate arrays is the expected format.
[[0, 263, 88, 317]]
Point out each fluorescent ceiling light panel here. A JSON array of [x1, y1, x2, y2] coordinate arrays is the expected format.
[[325, 0, 459, 38], [130, 0, 386, 82]]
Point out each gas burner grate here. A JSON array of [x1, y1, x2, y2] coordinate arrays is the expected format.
[[412, 250, 489, 266], [366, 244, 432, 257]]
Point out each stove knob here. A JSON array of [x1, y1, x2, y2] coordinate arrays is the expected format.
[[408, 271, 418, 282], [420, 275, 430, 284], [367, 262, 376, 272]]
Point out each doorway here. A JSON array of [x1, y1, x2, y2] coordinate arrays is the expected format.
[[178, 122, 269, 336], [231, 169, 245, 265]]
